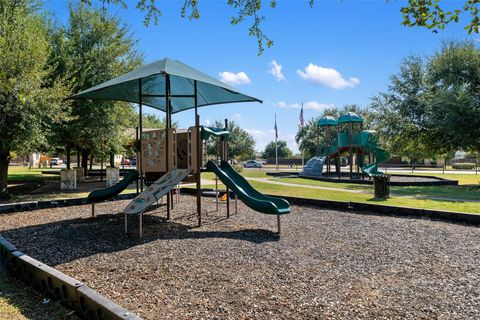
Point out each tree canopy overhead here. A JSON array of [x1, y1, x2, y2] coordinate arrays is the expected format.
[[87, 0, 479, 54]]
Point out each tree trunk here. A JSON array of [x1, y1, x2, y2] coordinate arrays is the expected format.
[[89, 154, 94, 171], [0, 153, 11, 199], [66, 147, 71, 170], [81, 150, 89, 175]]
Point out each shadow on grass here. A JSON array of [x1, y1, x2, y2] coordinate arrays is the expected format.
[[0, 209, 279, 267], [366, 197, 388, 202]]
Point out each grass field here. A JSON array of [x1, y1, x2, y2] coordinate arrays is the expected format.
[[276, 177, 480, 201], [400, 172, 480, 185], [5, 166, 480, 214], [204, 180, 480, 214], [7, 167, 58, 182]]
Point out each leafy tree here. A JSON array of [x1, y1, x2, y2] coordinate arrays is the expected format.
[[370, 41, 480, 160], [0, 0, 67, 198], [401, 0, 479, 34], [427, 40, 480, 154], [262, 140, 293, 159], [295, 117, 322, 159], [48, 3, 143, 171], [370, 56, 435, 160], [206, 120, 256, 161], [85, 0, 479, 54]]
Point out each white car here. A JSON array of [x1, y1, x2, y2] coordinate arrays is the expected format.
[[50, 158, 63, 165], [243, 160, 263, 168]]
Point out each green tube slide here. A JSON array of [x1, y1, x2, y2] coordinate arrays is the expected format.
[[206, 160, 291, 215], [87, 170, 139, 203], [362, 147, 390, 176]]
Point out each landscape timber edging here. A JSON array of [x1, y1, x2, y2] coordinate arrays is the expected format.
[[181, 188, 480, 226], [0, 235, 142, 320], [266, 171, 459, 186]]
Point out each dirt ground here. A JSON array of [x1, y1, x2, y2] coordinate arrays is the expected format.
[[0, 196, 479, 319]]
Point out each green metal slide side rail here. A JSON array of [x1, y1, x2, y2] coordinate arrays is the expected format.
[[87, 170, 139, 203], [206, 160, 291, 215]]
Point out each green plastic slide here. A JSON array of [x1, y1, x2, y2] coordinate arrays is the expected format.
[[206, 160, 291, 215], [362, 147, 390, 176], [87, 170, 139, 203]]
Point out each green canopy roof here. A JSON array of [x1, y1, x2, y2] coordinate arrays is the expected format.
[[318, 116, 338, 127], [338, 112, 363, 124], [69, 58, 262, 114], [201, 126, 229, 140]]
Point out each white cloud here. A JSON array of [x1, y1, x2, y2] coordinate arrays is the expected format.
[[276, 101, 334, 111], [304, 101, 335, 111], [297, 63, 359, 89], [203, 118, 211, 126], [232, 113, 242, 121], [246, 128, 275, 152], [246, 128, 299, 154], [218, 71, 251, 85], [268, 60, 286, 81]]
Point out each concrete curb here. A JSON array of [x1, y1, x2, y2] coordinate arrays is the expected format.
[[0, 235, 142, 320], [266, 171, 459, 186], [181, 188, 480, 226]]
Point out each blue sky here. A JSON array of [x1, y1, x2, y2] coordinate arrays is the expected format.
[[47, 0, 477, 154]]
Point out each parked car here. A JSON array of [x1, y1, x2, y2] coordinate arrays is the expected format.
[[243, 160, 263, 168], [130, 158, 137, 166], [50, 158, 63, 165], [121, 158, 131, 165]]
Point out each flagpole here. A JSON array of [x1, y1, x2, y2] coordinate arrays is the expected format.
[[275, 114, 278, 171], [301, 102, 304, 169]]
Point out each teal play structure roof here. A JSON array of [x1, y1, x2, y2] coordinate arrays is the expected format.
[[201, 126, 229, 140], [69, 58, 262, 114], [318, 116, 338, 127], [338, 112, 363, 124]]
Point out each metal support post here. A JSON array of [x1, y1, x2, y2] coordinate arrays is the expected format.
[[195, 82, 202, 227], [277, 215, 281, 234]]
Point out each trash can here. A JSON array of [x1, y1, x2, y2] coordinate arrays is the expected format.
[[373, 175, 390, 199]]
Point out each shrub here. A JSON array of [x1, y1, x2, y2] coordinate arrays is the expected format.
[[452, 163, 476, 170]]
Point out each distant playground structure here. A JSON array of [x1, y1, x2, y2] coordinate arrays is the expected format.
[[301, 112, 390, 179]]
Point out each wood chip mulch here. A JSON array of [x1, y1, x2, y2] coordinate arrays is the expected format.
[[0, 196, 479, 319]]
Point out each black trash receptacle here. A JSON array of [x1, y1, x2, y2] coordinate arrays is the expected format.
[[373, 175, 390, 199]]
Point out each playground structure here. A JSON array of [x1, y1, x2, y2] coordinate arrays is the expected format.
[[301, 112, 390, 179], [71, 58, 291, 237]]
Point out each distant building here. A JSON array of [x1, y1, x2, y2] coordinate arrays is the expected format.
[[455, 150, 467, 160]]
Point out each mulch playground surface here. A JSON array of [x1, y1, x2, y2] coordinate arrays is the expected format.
[[0, 196, 479, 319]]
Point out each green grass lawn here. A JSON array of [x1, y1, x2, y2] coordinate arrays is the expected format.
[[7, 166, 59, 182], [242, 181, 480, 214], [0, 268, 75, 319], [399, 172, 480, 185], [270, 177, 480, 201], [203, 174, 480, 214]]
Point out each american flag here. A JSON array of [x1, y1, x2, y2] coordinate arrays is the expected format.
[[274, 114, 278, 140], [299, 102, 304, 127]]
